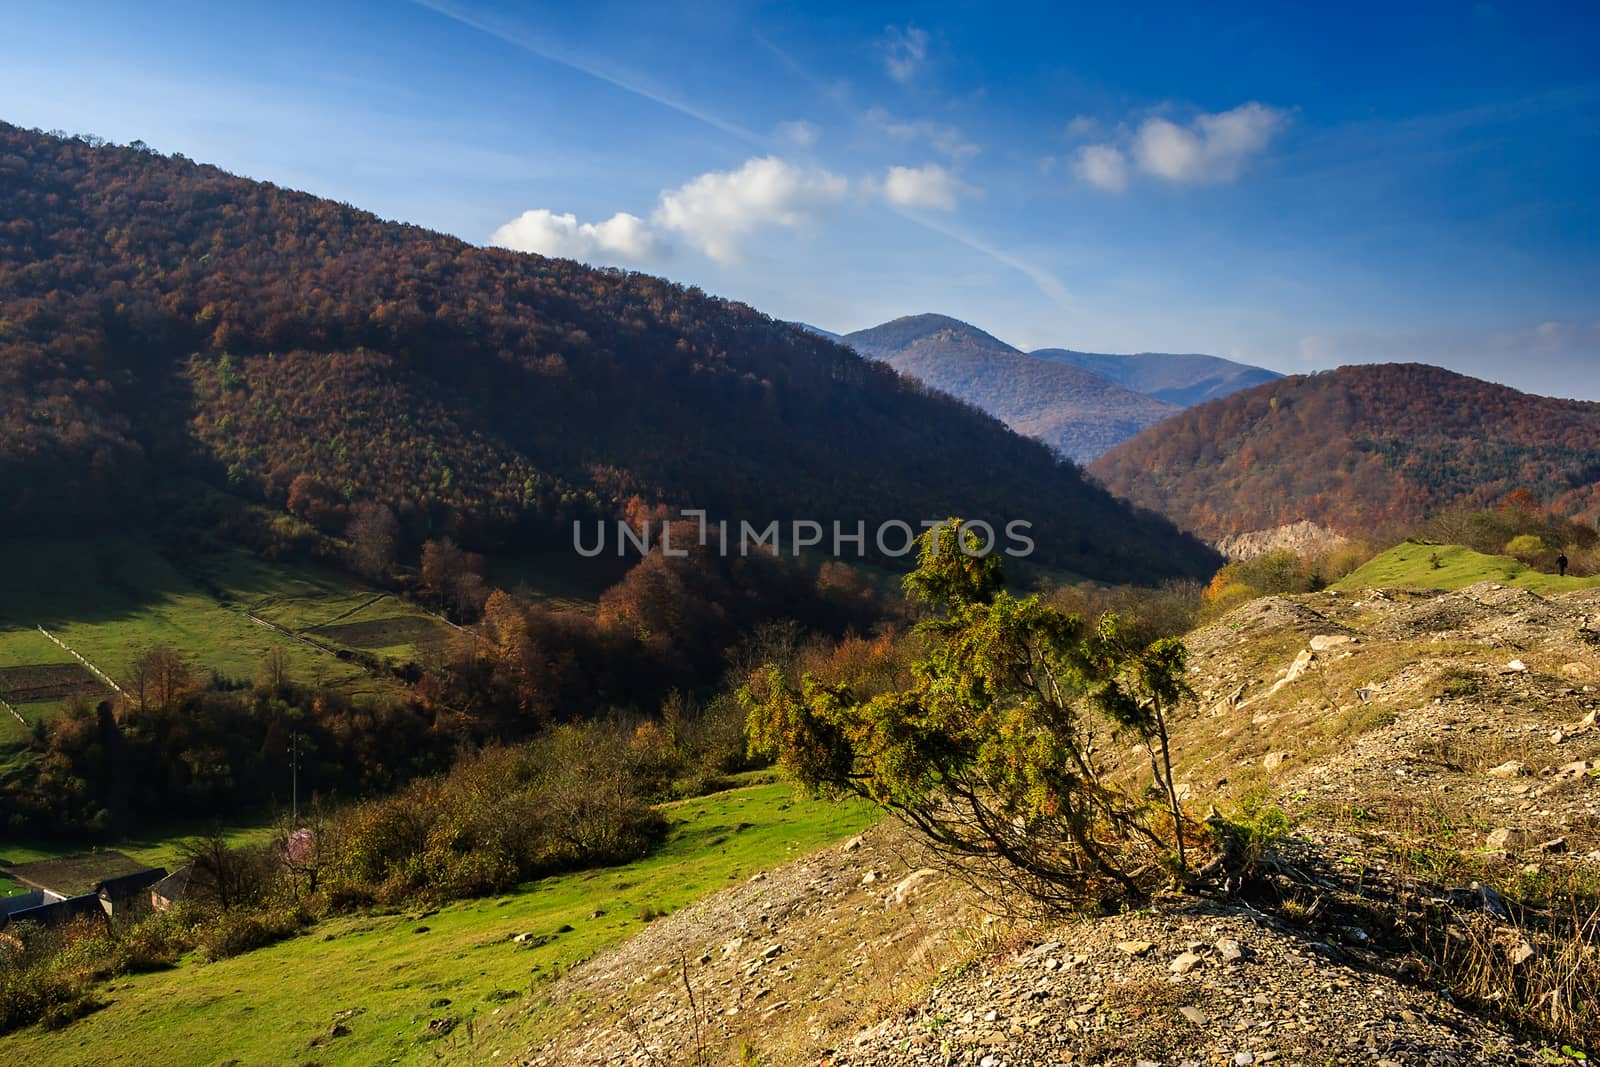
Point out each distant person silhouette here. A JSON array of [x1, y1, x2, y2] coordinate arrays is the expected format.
[[1558, 553, 1569, 577]]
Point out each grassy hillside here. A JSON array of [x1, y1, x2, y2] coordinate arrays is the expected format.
[[0, 775, 874, 1067], [0, 534, 459, 778], [1332, 541, 1600, 594]]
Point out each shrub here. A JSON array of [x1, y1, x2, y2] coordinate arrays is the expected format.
[[744, 520, 1195, 910], [196, 905, 311, 961], [0, 969, 87, 1035], [1505, 534, 1547, 564]]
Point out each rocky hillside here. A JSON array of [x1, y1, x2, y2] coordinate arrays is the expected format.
[[1089, 363, 1600, 540], [843, 315, 1180, 463], [486, 578, 1600, 1065], [1214, 520, 1350, 561]]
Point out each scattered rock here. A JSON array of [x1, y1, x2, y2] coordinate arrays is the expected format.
[[1179, 1005, 1209, 1025], [1265, 649, 1316, 698], [1505, 659, 1527, 673], [1484, 827, 1529, 852], [1309, 634, 1353, 652], [1215, 937, 1245, 964], [885, 868, 941, 907], [1262, 752, 1289, 773], [1169, 950, 1204, 975], [1116, 940, 1154, 957], [1486, 760, 1527, 778]]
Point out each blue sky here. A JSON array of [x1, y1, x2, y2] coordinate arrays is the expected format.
[[5, 1, 1597, 396]]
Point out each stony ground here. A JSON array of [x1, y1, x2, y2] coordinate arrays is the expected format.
[[507, 581, 1600, 1066]]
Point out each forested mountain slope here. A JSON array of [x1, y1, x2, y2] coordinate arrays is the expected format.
[[1031, 347, 1280, 407], [843, 314, 1179, 462], [1089, 363, 1600, 539], [0, 124, 1216, 579]]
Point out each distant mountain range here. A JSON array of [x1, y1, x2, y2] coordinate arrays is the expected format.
[[1089, 363, 1600, 540], [808, 314, 1278, 462], [1030, 349, 1281, 408]]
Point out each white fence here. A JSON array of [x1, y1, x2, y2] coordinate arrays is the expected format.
[[37, 626, 128, 697]]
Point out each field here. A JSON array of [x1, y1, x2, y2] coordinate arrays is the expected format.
[[0, 775, 876, 1067], [0, 818, 281, 874], [0, 535, 460, 770], [1333, 541, 1600, 594]]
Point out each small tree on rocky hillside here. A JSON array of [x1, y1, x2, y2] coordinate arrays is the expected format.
[[742, 520, 1194, 910]]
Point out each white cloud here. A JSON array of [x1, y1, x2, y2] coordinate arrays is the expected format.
[[1064, 115, 1098, 139], [864, 107, 980, 160], [1072, 102, 1289, 191], [1132, 102, 1288, 183], [490, 209, 665, 264], [1072, 144, 1129, 192], [883, 24, 929, 83], [879, 163, 972, 210], [653, 156, 850, 263], [775, 119, 820, 148]]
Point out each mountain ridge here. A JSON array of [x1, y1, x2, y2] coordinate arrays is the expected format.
[[841, 314, 1182, 463], [0, 123, 1217, 580], [1089, 362, 1600, 539], [1030, 347, 1282, 407]]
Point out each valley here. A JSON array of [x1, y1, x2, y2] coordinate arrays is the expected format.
[[2, 21, 1598, 1064]]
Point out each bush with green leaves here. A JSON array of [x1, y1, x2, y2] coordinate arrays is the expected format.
[[742, 520, 1197, 910]]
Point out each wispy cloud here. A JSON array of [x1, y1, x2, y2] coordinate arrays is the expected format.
[[775, 119, 820, 148], [1072, 144, 1129, 191], [864, 107, 979, 160], [413, 0, 763, 145], [900, 211, 1072, 307], [882, 24, 929, 84], [1064, 115, 1098, 139]]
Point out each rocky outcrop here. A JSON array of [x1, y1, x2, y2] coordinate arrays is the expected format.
[[1215, 521, 1350, 561]]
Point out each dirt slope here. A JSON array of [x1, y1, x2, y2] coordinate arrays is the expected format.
[[498, 581, 1600, 1065]]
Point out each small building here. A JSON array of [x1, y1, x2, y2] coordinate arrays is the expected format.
[[0, 891, 45, 918], [0, 850, 167, 929], [149, 865, 192, 912]]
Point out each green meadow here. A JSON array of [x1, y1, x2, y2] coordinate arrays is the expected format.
[[1334, 541, 1600, 594], [0, 775, 875, 1067], [0, 535, 461, 770]]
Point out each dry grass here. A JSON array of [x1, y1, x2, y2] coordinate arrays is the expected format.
[[1326, 787, 1600, 1053]]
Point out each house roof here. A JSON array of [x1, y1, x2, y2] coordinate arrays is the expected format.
[[150, 865, 192, 900], [0, 851, 158, 897]]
